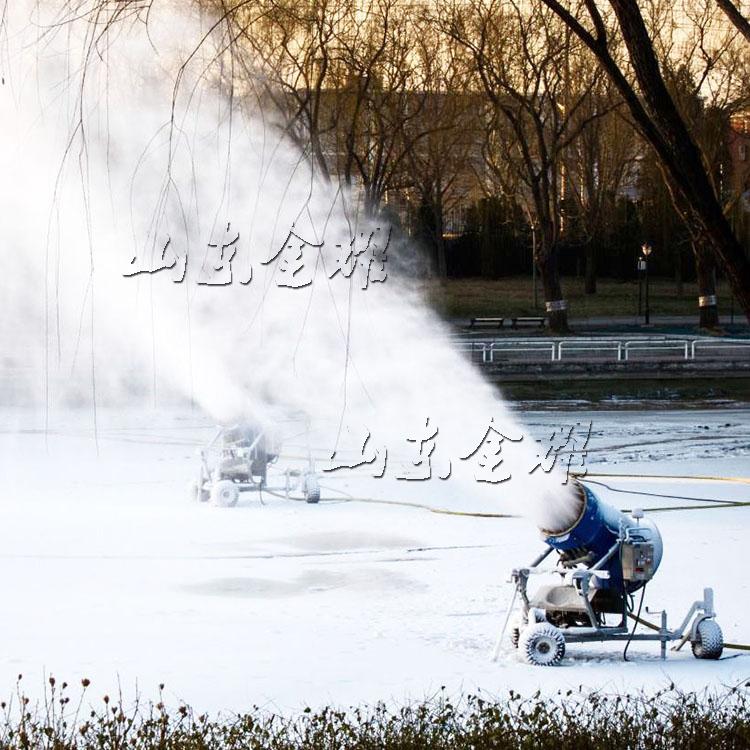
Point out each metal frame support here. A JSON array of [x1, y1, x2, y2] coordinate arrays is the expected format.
[[671, 588, 716, 652], [503, 544, 718, 661]]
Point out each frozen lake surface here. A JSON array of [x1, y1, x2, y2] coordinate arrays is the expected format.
[[1, 406, 748, 713]]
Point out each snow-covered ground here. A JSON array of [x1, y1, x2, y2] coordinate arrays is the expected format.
[[0, 405, 748, 713]]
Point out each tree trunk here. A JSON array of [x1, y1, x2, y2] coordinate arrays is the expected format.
[[435, 231, 447, 279], [364, 185, 380, 218], [434, 196, 448, 279], [584, 240, 597, 294], [694, 242, 720, 328], [715, 0, 750, 43], [536, 241, 569, 333], [675, 244, 684, 297]]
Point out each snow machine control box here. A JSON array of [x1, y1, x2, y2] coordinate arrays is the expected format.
[[621, 540, 655, 582]]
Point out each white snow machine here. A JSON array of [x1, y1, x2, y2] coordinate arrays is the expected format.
[[189, 423, 321, 507]]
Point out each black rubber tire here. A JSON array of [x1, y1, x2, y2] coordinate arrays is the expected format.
[[304, 474, 320, 504], [692, 619, 723, 660], [519, 622, 566, 666]]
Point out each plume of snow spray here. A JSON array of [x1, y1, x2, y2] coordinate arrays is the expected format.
[[0, 1, 579, 531]]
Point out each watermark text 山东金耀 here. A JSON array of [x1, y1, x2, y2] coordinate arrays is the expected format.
[[324, 418, 592, 485], [124, 224, 389, 290]]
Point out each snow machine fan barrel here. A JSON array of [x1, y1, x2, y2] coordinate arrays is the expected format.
[[542, 482, 663, 592]]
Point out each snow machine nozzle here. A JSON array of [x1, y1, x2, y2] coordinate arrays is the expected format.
[[542, 481, 663, 592]]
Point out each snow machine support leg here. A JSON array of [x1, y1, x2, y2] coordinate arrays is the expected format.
[[511, 546, 554, 621], [671, 588, 717, 651]]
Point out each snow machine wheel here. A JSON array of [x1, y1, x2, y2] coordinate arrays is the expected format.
[[519, 622, 566, 666], [692, 619, 723, 660], [304, 474, 320, 504], [189, 478, 209, 503], [210, 480, 240, 508]]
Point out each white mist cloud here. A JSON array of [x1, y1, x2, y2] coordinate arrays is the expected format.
[[0, 1, 579, 531]]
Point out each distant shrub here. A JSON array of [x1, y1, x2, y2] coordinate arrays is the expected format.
[[0, 677, 747, 750]]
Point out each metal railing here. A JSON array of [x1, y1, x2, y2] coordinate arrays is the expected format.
[[558, 338, 625, 362], [456, 336, 750, 364], [623, 339, 689, 361], [458, 341, 556, 363], [691, 338, 750, 358]]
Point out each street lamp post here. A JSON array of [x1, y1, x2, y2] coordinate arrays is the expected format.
[[637, 257, 645, 316], [532, 224, 538, 309], [641, 243, 653, 325]]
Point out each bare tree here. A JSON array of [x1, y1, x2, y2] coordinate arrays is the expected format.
[[439, 0, 610, 331], [400, 24, 480, 277], [221, 0, 450, 217], [329, 1, 432, 215], [654, 3, 732, 325], [539, 0, 750, 324], [647, 0, 749, 326], [562, 75, 635, 294]]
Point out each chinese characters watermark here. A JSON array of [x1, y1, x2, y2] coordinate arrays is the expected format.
[[324, 420, 592, 485], [124, 224, 389, 289]]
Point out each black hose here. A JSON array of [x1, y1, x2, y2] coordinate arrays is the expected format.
[[623, 584, 647, 662], [582, 478, 742, 506]]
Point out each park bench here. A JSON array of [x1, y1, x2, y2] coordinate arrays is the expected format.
[[469, 317, 505, 329], [510, 316, 546, 329]]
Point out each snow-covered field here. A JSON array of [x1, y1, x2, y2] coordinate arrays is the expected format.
[[0, 0, 747, 722], [1, 405, 748, 713]]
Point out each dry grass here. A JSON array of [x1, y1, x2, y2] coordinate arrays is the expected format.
[[420, 277, 737, 320]]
